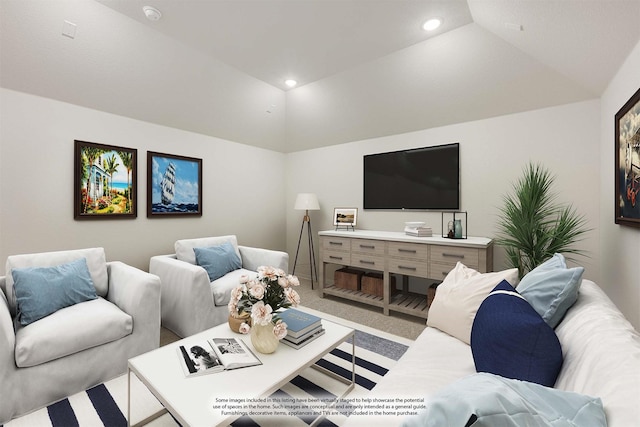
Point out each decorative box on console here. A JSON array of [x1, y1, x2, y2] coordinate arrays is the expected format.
[[334, 268, 364, 291], [361, 272, 396, 298]]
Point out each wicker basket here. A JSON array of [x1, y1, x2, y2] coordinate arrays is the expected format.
[[334, 268, 364, 291], [361, 272, 396, 298]]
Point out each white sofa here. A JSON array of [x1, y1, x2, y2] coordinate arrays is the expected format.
[[0, 248, 161, 423], [344, 279, 640, 426], [149, 235, 289, 338]]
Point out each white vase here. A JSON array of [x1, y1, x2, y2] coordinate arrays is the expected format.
[[250, 322, 279, 354]]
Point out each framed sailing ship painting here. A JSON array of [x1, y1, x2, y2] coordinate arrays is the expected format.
[[147, 151, 202, 217], [74, 140, 137, 220]]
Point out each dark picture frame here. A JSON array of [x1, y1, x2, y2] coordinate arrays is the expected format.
[[74, 140, 137, 220], [147, 151, 202, 217], [614, 87, 640, 228]]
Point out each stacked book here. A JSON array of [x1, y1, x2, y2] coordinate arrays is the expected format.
[[404, 225, 432, 237], [278, 308, 324, 349]]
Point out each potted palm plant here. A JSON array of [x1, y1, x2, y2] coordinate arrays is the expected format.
[[496, 162, 590, 278]]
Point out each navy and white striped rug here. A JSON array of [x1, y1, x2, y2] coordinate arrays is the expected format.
[[4, 329, 409, 427]]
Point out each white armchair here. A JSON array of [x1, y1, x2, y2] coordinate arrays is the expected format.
[[0, 247, 161, 423], [149, 235, 289, 338]]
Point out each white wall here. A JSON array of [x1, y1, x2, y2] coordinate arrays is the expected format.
[[286, 100, 602, 284], [0, 89, 287, 272], [599, 39, 640, 331]]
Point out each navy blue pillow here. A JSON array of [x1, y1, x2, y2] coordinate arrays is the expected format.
[[471, 280, 563, 387]]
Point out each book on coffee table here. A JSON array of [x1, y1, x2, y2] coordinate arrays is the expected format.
[[278, 308, 322, 338], [281, 327, 326, 349], [177, 337, 261, 377]]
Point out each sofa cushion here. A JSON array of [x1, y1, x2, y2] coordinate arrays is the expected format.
[[12, 258, 98, 326], [194, 242, 242, 281], [5, 247, 108, 316], [14, 297, 132, 367], [175, 236, 240, 265], [211, 268, 254, 306], [471, 280, 563, 387], [427, 263, 519, 344], [402, 373, 606, 427], [517, 253, 584, 328]]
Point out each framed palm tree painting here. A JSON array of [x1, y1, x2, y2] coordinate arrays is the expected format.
[[147, 151, 202, 217], [74, 140, 137, 219]]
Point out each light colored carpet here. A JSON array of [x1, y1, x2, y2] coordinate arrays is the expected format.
[[160, 278, 426, 347], [295, 279, 426, 341]]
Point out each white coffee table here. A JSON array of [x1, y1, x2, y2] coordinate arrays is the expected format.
[[128, 318, 355, 427]]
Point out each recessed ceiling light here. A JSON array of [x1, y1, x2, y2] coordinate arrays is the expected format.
[[143, 6, 162, 21], [285, 79, 298, 88], [422, 18, 442, 31]]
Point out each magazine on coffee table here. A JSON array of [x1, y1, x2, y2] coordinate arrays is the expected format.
[[177, 337, 262, 377]]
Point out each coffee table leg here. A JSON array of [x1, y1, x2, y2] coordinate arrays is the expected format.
[[309, 331, 356, 426], [127, 368, 169, 427]]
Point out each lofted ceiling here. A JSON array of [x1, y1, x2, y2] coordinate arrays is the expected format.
[[1, 0, 639, 152]]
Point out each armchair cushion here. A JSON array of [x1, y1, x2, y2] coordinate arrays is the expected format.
[[194, 242, 242, 281], [14, 297, 132, 368], [5, 248, 108, 316], [211, 268, 253, 306], [175, 236, 240, 265], [12, 258, 97, 326]]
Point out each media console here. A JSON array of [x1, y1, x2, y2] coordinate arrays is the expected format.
[[318, 230, 493, 319]]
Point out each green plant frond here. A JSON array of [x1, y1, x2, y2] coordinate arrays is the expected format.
[[495, 162, 590, 277]]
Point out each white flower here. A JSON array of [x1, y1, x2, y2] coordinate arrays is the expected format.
[[273, 320, 288, 340], [284, 288, 300, 306], [251, 301, 273, 326], [239, 322, 251, 334], [278, 276, 290, 288], [249, 283, 265, 300]]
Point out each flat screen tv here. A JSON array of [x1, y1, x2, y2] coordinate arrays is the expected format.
[[363, 143, 460, 210]]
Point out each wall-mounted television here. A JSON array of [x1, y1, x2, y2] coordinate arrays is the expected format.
[[363, 143, 460, 210]]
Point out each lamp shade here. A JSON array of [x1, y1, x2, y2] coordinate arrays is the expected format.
[[294, 193, 320, 211]]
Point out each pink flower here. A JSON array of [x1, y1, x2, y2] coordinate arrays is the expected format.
[[249, 283, 265, 299], [239, 274, 250, 284], [284, 288, 300, 306], [251, 301, 273, 325], [228, 301, 239, 317], [258, 266, 278, 281], [239, 322, 251, 334], [273, 320, 288, 340], [230, 285, 243, 303], [287, 274, 300, 287]]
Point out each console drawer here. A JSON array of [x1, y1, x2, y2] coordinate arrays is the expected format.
[[430, 246, 479, 268], [322, 237, 351, 252], [322, 250, 351, 265], [351, 239, 385, 256], [388, 258, 428, 278], [388, 242, 427, 260], [351, 253, 384, 271]]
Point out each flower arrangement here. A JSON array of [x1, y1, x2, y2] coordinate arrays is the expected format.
[[228, 266, 301, 340]]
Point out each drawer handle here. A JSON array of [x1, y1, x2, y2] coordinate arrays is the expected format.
[[442, 253, 465, 259], [329, 241, 343, 246], [359, 260, 375, 265], [398, 249, 417, 253], [360, 244, 375, 249], [398, 265, 417, 271], [329, 256, 343, 261]]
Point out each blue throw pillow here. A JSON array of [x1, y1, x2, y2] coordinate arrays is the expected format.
[[471, 280, 563, 387], [517, 253, 584, 328], [194, 242, 242, 282], [12, 258, 98, 326]]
